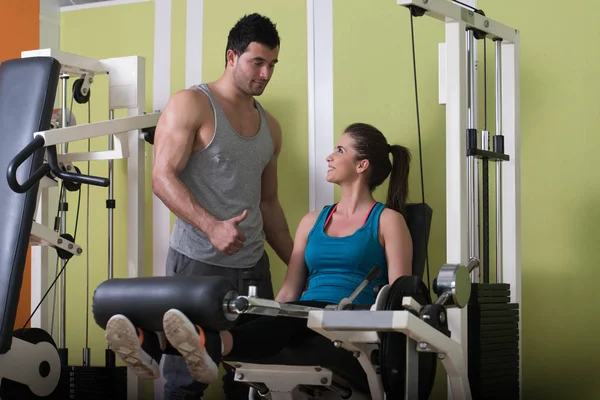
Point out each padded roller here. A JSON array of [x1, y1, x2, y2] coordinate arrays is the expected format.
[[92, 276, 239, 332]]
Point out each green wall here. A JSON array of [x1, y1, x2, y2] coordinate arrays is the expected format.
[[478, 1, 600, 398], [57, 0, 600, 399]]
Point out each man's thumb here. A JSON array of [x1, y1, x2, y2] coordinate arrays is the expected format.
[[232, 209, 248, 224]]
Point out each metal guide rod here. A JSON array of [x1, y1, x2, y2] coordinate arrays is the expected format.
[[466, 30, 480, 283], [83, 102, 92, 366], [108, 109, 115, 279], [59, 74, 68, 351], [495, 39, 504, 283]]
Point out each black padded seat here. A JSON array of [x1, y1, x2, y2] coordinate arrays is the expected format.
[[0, 56, 60, 353]]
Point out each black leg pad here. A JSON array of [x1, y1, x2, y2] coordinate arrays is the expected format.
[[92, 276, 239, 332]]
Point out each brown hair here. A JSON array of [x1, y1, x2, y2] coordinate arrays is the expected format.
[[344, 123, 411, 215]]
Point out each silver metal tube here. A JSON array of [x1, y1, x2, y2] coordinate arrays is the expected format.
[[59, 75, 68, 350], [495, 41, 503, 141], [496, 167, 503, 283], [108, 109, 115, 279], [495, 40, 503, 283], [227, 297, 322, 319], [466, 30, 480, 283], [467, 31, 476, 130], [467, 258, 480, 273], [83, 347, 91, 367]]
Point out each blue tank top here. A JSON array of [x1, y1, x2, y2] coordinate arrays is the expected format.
[[300, 202, 388, 305]]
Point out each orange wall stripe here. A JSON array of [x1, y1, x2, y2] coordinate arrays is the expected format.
[[0, 0, 41, 329]]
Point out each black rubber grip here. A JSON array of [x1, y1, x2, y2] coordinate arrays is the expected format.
[[365, 266, 382, 283]]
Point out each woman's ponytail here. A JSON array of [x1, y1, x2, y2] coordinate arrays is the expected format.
[[386, 144, 411, 216]]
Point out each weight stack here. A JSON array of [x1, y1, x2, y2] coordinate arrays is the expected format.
[[54, 365, 128, 399], [468, 283, 520, 399]]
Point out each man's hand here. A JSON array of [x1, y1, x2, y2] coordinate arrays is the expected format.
[[207, 210, 248, 255]]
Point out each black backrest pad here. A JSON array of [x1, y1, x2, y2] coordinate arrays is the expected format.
[[0, 57, 60, 353], [404, 203, 433, 279]]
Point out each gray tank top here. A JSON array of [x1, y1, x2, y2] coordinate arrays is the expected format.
[[170, 84, 274, 268]]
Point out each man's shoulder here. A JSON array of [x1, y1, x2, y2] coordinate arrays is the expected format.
[[169, 87, 210, 107]]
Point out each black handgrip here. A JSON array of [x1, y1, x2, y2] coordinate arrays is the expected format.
[[47, 145, 110, 187], [365, 265, 382, 283], [7, 135, 52, 193]]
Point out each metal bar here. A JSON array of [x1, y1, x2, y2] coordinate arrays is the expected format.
[[397, 0, 518, 43], [227, 297, 323, 319], [21, 48, 108, 76], [405, 338, 419, 400], [466, 30, 480, 283], [482, 157, 489, 283], [108, 109, 115, 280], [59, 75, 68, 352], [443, 18, 470, 400], [34, 113, 161, 146], [495, 39, 504, 284], [29, 222, 81, 256]]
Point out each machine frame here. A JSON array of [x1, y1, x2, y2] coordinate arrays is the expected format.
[[20, 48, 157, 400]]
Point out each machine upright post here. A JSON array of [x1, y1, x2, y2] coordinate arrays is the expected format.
[[494, 39, 503, 284], [59, 74, 69, 363]]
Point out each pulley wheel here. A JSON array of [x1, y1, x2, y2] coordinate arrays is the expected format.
[[63, 165, 82, 192], [0, 328, 60, 399], [72, 78, 90, 104], [378, 275, 437, 400]]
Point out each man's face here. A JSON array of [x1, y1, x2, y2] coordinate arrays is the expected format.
[[229, 42, 279, 96]]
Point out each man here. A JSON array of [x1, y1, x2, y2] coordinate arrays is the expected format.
[[151, 13, 293, 399]]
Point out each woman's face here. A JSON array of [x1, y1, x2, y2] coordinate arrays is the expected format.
[[325, 133, 364, 184]]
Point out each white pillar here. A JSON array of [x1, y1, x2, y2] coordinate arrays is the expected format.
[[307, 0, 334, 211], [444, 18, 470, 400]]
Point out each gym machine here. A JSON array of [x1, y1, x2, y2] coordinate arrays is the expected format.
[[0, 49, 158, 398], [94, 0, 520, 397], [0, 0, 519, 397]]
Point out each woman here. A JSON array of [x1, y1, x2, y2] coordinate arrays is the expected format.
[[105, 122, 414, 384]]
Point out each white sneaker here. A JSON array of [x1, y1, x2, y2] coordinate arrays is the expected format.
[[105, 314, 160, 380], [163, 308, 219, 383]]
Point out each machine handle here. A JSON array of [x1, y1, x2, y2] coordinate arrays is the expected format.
[[6, 135, 52, 193], [47, 145, 110, 187], [347, 265, 382, 303]]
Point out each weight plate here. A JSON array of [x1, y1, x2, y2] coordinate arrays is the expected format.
[[471, 283, 510, 290], [469, 296, 510, 304], [471, 289, 510, 297], [379, 276, 436, 400], [475, 303, 519, 311], [470, 309, 519, 318]]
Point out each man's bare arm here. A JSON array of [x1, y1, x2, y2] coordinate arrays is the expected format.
[[152, 90, 219, 235], [260, 113, 293, 265]]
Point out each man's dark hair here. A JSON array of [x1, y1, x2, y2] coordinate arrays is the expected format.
[[225, 13, 280, 65]]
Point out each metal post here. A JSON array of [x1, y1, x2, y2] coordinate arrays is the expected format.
[[495, 39, 503, 283], [108, 109, 115, 280], [466, 30, 480, 283], [59, 74, 69, 355]]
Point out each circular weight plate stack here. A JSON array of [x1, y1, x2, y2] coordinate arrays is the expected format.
[[379, 276, 437, 400], [0, 328, 59, 400]]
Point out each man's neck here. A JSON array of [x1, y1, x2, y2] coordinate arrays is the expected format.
[[209, 75, 255, 109]]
